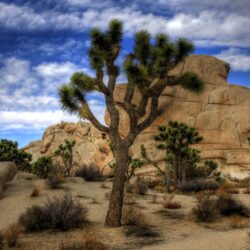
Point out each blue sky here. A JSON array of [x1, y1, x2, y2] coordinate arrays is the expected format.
[[0, 0, 250, 148]]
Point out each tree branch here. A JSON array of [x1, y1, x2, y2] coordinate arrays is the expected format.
[[79, 99, 109, 133]]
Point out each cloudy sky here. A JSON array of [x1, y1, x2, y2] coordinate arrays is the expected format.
[[0, 0, 250, 147]]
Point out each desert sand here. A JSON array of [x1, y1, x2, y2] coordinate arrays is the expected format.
[[0, 174, 249, 250]]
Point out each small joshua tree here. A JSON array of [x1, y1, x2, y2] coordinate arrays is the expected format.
[[153, 121, 203, 184], [59, 19, 204, 226], [0, 139, 32, 171], [54, 139, 76, 176]]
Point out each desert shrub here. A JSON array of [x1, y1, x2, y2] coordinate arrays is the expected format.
[[32, 156, 54, 179], [178, 179, 219, 192], [123, 206, 146, 227], [163, 194, 181, 209], [3, 224, 21, 248], [238, 177, 250, 188], [225, 188, 239, 194], [193, 196, 219, 222], [243, 187, 250, 194], [0, 139, 32, 171], [0, 232, 3, 250], [75, 164, 103, 181], [19, 192, 88, 232], [122, 206, 159, 237], [163, 201, 181, 209], [135, 181, 148, 195], [229, 215, 243, 228], [217, 194, 250, 217], [30, 187, 40, 197], [59, 231, 106, 250], [46, 175, 64, 189]]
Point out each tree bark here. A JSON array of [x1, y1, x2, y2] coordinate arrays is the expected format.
[[105, 143, 129, 227]]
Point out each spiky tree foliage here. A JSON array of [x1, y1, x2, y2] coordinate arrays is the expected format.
[[154, 121, 203, 183], [54, 139, 76, 176], [59, 19, 204, 227], [0, 139, 32, 171]]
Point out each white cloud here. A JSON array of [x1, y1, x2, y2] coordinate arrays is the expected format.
[[0, 2, 250, 48], [35, 62, 78, 78], [214, 48, 250, 72], [0, 56, 106, 133]]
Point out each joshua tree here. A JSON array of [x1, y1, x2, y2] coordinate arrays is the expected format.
[[59, 19, 204, 227], [54, 139, 76, 176], [154, 121, 203, 184]]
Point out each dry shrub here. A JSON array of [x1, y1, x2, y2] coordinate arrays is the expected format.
[[104, 191, 111, 200], [163, 194, 181, 209], [217, 194, 250, 217], [75, 164, 103, 182], [135, 181, 148, 195], [46, 175, 64, 189], [123, 206, 146, 227], [229, 215, 243, 228], [179, 179, 219, 193], [151, 194, 158, 204], [238, 177, 250, 188], [243, 187, 250, 194], [19, 192, 88, 232], [193, 196, 219, 222], [123, 206, 159, 238], [59, 231, 106, 250], [0, 232, 4, 250], [3, 224, 21, 248], [30, 187, 40, 197], [100, 183, 109, 189], [225, 188, 239, 194]]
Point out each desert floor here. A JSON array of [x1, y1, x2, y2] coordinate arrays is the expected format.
[[0, 174, 250, 250]]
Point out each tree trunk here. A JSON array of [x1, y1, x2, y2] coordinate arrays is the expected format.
[[105, 144, 129, 227]]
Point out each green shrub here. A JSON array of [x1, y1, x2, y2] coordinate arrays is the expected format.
[[0, 139, 32, 171], [193, 196, 219, 222], [19, 192, 88, 232], [75, 164, 103, 181], [32, 156, 53, 178]]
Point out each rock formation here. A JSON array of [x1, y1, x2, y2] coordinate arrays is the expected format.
[[0, 162, 17, 197], [106, 55, 250, 178], [24, 55, 250, 179], [24, 122, 113, 174]]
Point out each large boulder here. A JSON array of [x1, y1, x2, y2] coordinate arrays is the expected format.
[[105, 55, 250, 179], [24, 121, 113, 174], [0, 162, 17, 197]]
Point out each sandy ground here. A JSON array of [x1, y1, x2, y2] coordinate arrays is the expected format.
[[0, 174, 249, 250]]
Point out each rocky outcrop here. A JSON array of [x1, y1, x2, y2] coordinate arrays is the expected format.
[[106, 55, 250, 179], [0, 162, 17, 197], [24, 122, 113, 174], [24, 55, 250, 179]]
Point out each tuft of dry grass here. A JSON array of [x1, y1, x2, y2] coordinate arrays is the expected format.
[[100, 183, 109, 189], [229, 215, 243, 228], [151, 194, 158, 204], [30, 187, 40, 197], [243, 187, 250, 194], [225, 188, 240, 194], [193, 196, 219, 222], [123, 206, 159, 238], [0, 231, 3, 250], [104, 191, 111, 200], [238, 177, 250, 188], [3, 224, 21, 248], [163, 194, 182, 209], [59, 231, 106, 250]]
